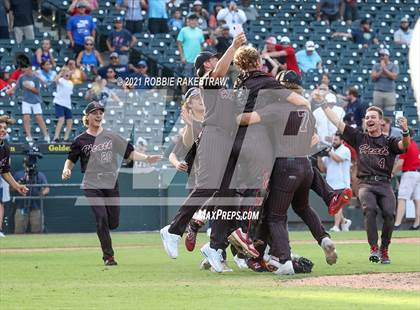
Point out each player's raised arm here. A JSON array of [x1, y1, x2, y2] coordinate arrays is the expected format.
[[397, 116, 411, 152], [211, 32, 246, 78], [321, 104, 346, 133]]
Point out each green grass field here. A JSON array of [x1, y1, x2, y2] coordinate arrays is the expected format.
[[1, 230, 419, 310]]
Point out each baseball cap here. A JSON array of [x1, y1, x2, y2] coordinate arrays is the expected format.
[[184, 87, 200, 101], [276, 70, 301, 88], [76, 1, 87, 8], [84, 101, 105, 115], [113, 16, 124, 23], [280, 36, 290, 45], [194, 51, 218, 71], [193, 0, 202, 5], [265, 36, 277, 45], [305, 41, 315, 51], [379, 48, 390, 56], [400, 17, 409, 22], [222, 24, 230, 30], [187, 13, 199, 20], [325, 93, 337, 104], [137, 60, 148, 68], [109, 52, 119, 58]]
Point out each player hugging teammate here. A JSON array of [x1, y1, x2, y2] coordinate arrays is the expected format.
[[161, 32, 351, 275]]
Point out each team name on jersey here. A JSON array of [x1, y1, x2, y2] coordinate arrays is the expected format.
[[81, 140, 113, 155], [359, 144, 389, 156]]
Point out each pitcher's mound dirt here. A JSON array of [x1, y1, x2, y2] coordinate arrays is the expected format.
[[285, 272, 420, 291]]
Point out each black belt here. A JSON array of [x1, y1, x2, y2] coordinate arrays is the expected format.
[[359, 175, 391, 182]]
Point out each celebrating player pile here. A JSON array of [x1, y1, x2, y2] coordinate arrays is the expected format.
[[160, 31, 362, 275]]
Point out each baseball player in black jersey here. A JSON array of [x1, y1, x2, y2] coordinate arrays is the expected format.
[[160, 32, 247, 273], [322, 105, 409, 264], [0, 116, 29, 236], [62, 102, 161, 266]]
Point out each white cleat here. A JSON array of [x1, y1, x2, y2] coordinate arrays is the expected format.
[[0, 231, 5, 238], [233, 255, 248, 269], [160, 225, 181, 259], [321, 237, 338, 265], [329, 226, 341, 232], [341, 219, 352, 232], [211, 260, 233, 273], [200, 242, 223, 273], [263, 254, 294, 275]]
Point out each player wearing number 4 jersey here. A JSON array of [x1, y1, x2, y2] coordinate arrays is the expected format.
[[62, 101, 161, 266], [322, 105, 410, 264]]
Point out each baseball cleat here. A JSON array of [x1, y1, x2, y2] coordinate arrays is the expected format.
[[329, 226, 340, 232], [160, 225, 181, 259], [369, 245, 380, 263], [247, 258, 269, 272], [200, 243, 223, 273], [321, 237, 338, 265], [228, 228, 260, 258], [211, 260, 233, 273], [341, 219, 352, 232], [263, 255, 295, 275], [0, 230, 5, 238], [233, 254, 248, 269], [184, 225, 197, 252], [328, 188, 352, 215], [104, 256, 118, 266], [380, 247, 391, 264]]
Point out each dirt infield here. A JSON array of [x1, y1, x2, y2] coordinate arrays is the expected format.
[[285, 272, 420, 291]]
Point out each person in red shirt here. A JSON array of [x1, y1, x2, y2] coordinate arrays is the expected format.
[[263, 36, 301, 76], [393, 128, 420, 230]]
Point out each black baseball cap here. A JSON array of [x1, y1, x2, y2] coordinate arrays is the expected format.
[[84, 101, 105, 115], [183, 87, 200, 101], [194, 51, 218, 71], [276, 70, 302, 88]]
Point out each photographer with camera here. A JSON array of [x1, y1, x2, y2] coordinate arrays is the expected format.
[[14, 157, 49, 234]]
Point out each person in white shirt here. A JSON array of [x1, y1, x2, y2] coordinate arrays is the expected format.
[[318, 132, 352, 232], [313, 93, 345, 144], [394, 17, 413, 46], [296, 41, 322, 73], [52, 68, 74, 142], [216, 1, 247, 37]]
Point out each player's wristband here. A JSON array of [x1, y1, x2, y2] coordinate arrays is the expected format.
[[402, 129, 409, 137]]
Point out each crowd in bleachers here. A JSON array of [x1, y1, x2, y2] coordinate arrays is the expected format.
[[0, 0, 417, 145]]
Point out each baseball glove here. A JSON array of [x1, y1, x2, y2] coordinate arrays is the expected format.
[[292, 256, 314, 273]]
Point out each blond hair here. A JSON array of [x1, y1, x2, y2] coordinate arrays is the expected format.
[[82, 115, 89, 127], [0, 115, 16, 125], [233, 46, 260, 72]]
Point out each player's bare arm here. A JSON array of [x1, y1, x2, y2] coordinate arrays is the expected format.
[[321, 105, 346, 133], [397, 116, 410, 151], [2, 172, 28, 195], [62, 159, 75, 181], [211, 32, 246, 78], [128, 151, 162, 164]]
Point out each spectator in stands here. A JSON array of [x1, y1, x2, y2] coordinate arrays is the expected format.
[[85, 76, 121, 106], [318, 132, 352, 232], [148, 0, 169, 34], [68, 0, 98, 15], [52, 68, 73, 142], [393, 129, 420, 230], [10, 0, 35, 43], [332, 19, 379, 48], [168, 9, 184, 31], [217, 1, 247, 37], [208, 3, 223, 29], [260, 37, 285, 76], [131, 60, 151, 89], [0, 70, 11, 93], [177, 14, 204, 77], [7, 64, 50, 143], [371, 48, 398, 112], [66, 1, 96, 55], [76, 36, 104, 74], [64, 58, 87, 85], [115, 0, 147, 34], [106, 17, 137, 66], [382, 117, 402, 138], [0, 0, 10, 39], [238, 0, 258, 22], [191, 1, 209, 31], [105, 67, 123, 90], [35, 60, 57, 86], [343, 0, 358, 24], [344, 86, 367, 128], [98, 53, 131, 79], [316, 0, 344, 24], [313, 93, 345, 144], [394, 17, 413, 46], [296, 41, 322, 73], [263, 36, 301, 76], [13, 158, 49, 234], [32, 39, 56, 69]]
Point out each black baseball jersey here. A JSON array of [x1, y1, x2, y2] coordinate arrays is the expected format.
[[68, 130, 134, 174], [0, 142, 10, 174], [342, 125, 403, 178]]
